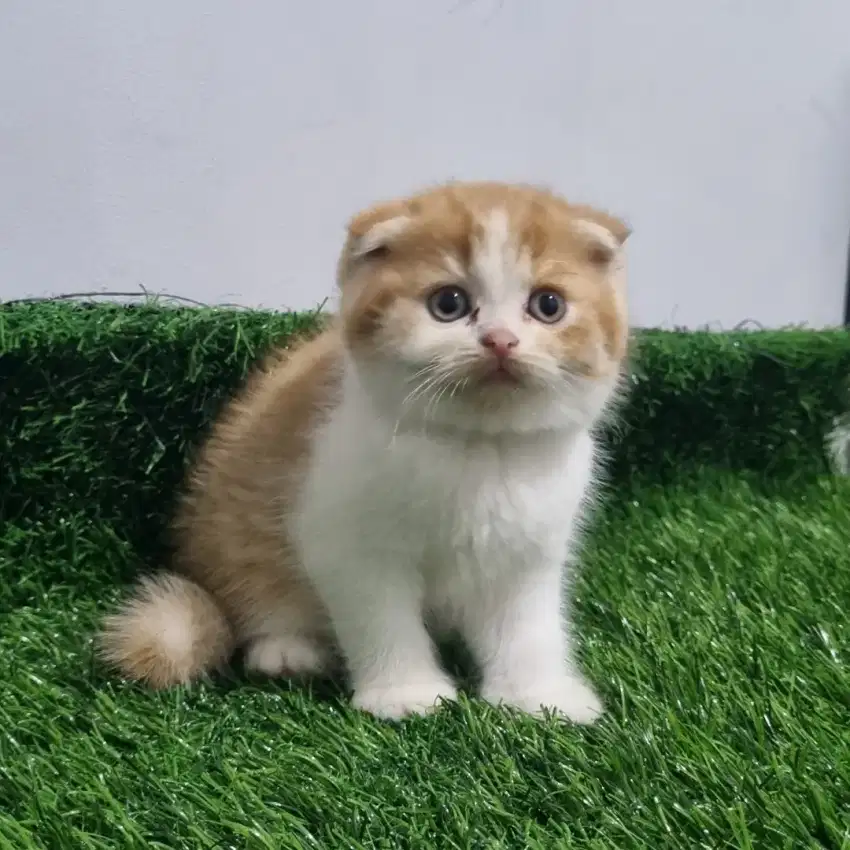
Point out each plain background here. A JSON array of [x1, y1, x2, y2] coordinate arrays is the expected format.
[[2, 0, 850, 328]]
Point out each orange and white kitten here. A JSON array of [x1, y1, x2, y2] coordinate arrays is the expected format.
[[100, 181, 630, 723]]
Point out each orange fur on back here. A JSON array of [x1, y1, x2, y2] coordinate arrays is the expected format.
[[99, 328, 341, 686]]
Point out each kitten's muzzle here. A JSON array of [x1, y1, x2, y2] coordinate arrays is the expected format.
[[473, 328, 524, 385], [479, 328, 519, 361]]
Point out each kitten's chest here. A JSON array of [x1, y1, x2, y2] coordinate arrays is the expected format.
[[385, 433, 592, 572]]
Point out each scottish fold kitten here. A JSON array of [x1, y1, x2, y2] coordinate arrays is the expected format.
[[100, 181, 630, 723]]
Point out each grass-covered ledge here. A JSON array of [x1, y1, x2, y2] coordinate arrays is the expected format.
[[1, 301, 848, 849]]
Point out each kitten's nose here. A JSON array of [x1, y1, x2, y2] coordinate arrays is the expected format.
[[480, 328, 519, 359]]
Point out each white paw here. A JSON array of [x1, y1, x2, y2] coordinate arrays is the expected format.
[[482, 675, 604, 725], [244, 634, 327, 677], [352, 678, 458, 720]]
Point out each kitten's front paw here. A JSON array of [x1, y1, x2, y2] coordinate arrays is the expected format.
[[483, 676, 604, 725], [352, 678, 457, 721]]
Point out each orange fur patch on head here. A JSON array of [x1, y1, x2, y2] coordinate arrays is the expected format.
[[337, 181, 630, 378]]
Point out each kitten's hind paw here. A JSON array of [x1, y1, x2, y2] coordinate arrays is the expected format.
[[244, 634, 328, 678]]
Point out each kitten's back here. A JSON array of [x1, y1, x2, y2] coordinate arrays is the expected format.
[[175, 325, 341, 621], [99, 326, 341, 686]]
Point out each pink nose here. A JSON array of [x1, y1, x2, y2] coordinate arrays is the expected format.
[[480, 328, 519, 359]]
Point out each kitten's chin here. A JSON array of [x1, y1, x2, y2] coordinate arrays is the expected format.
[[468, 360, 525, 387]]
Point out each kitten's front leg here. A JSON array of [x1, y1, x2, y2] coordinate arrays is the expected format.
[[463, 563, 603, 724], [299, 533, 456, 721]]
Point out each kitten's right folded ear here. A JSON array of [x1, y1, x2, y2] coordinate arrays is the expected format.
[[341, 200, 414, 268]]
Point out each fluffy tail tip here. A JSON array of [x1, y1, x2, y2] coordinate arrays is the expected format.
[[97, 573, 234, 688]]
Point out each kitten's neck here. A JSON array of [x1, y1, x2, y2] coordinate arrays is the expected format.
[[388, 416, 583, 449]]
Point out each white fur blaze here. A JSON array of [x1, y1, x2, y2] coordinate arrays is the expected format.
[[97, 573, 234, 688], [470, 208, 533, 311]]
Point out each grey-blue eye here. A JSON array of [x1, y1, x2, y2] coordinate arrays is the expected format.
[[527, 289, 567, 324], [427, 286, 472, 323]]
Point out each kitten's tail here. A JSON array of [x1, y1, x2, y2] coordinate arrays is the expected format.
[[97, 573, 234, 688]]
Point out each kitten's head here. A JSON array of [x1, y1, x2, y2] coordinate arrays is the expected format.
[[337, 181, 630, 435]]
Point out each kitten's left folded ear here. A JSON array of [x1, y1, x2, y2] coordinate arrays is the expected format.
[[572, 212, 631, 267], [591, 211, 631, 246]]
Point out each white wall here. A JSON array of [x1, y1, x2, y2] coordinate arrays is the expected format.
[[2, 0, 849, 328]]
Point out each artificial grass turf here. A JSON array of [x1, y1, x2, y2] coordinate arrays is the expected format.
[[1, 302, 849, 849]]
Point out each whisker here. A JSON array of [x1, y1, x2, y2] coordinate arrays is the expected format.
[[405, 361, 444, 384], [450, 377, 468, 400], [403, 368, 454, 408], [424, 372, 456, 420]]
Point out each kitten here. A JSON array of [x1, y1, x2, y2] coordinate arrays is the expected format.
[[99, 181, 630, 723]]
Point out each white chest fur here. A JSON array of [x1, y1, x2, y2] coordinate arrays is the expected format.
[[294, 388, 596, 614], [291, 373, 606, 724]]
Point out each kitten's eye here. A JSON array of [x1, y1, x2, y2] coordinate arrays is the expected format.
[[527, 289, 567, 324], [427, 285, 472, 323]]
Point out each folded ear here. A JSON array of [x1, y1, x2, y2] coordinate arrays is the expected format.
[[572, 212, 629, 328], [345, 200, 413, 260], [571, 211, 631, 267]]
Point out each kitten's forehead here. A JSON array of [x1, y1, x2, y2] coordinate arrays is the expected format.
[[467, 207, 533, 302]]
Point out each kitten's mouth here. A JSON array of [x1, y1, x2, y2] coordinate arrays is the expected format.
[[474, 360, 523, 386]]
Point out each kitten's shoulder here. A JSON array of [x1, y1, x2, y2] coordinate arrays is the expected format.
[[201, 322, 344, 467], [252, 322, 343, 405]]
